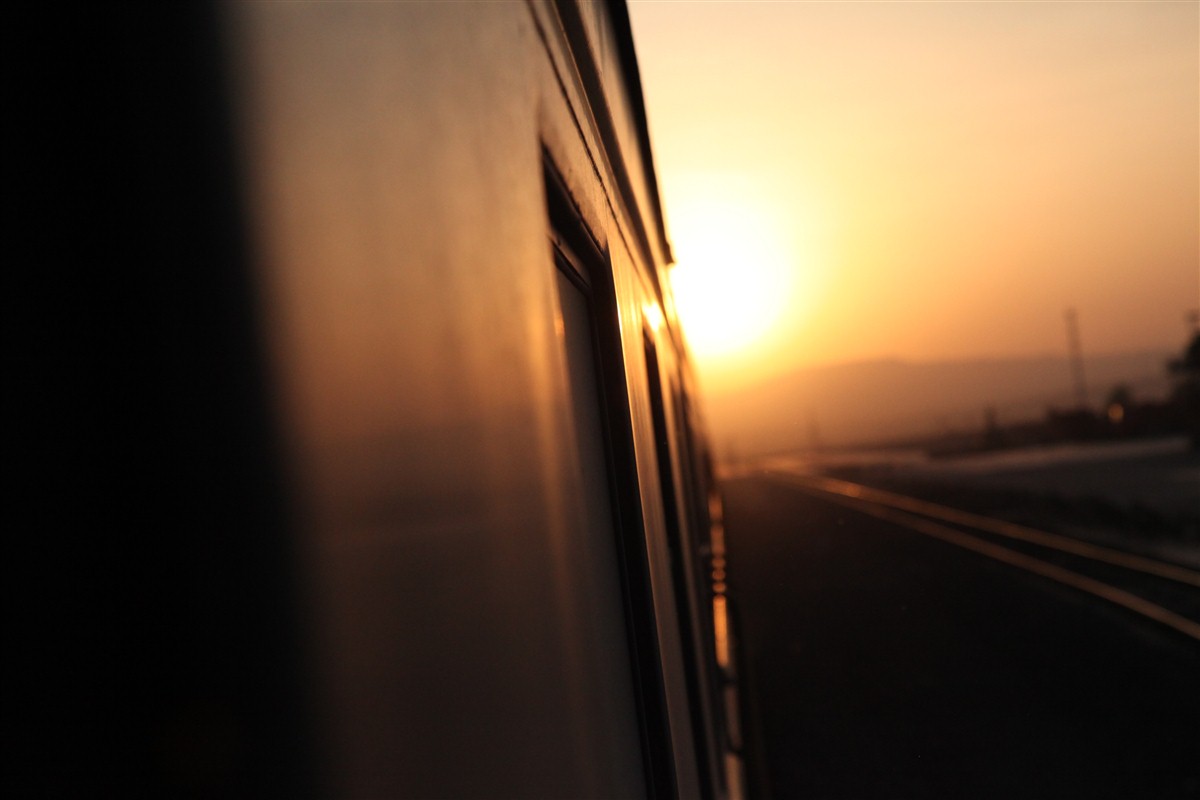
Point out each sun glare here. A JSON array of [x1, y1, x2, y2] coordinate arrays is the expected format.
[[668, 189, 795, 362]]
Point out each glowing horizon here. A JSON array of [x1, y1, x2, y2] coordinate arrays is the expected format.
[[631, 1, 1199, 392]]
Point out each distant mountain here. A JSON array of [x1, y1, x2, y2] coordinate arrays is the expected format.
[[702, 350, 1175, 458]]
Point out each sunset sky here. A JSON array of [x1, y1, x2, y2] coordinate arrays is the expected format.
[[629, 1, 1199, 392]]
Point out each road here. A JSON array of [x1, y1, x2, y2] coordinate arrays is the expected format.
[[723, 474, 1200, 800]]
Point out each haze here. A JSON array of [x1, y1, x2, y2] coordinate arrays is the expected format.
[[629, 0, 1199, 410]]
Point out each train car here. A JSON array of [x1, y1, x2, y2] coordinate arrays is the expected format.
[[13, 2, 744, 797]]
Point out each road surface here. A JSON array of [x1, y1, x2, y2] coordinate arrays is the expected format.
[[724, 474, 1200, 799]]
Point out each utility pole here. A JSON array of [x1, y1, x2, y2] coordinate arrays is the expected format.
[[1064, 307, 1088, 409]]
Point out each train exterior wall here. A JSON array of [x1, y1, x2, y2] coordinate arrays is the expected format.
[[224, 2, 721, 797], [9, 2, 730, 796]]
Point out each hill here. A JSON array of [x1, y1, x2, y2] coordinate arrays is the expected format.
[[701, 350, 1175, 458]]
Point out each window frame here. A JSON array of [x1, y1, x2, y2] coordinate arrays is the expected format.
[[545, 153, 678, 800]]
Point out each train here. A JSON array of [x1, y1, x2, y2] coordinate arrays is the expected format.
[[12, 2, 745, 797]]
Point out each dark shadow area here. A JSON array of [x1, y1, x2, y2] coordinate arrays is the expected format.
[[10, 6, 319, 796]]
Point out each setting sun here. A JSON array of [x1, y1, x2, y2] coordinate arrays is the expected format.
[[667, 178, 797, 362], [633, 1, 1197, 387]]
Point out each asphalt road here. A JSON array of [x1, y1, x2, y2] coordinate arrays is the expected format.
[[724, 475, 1200, 800]]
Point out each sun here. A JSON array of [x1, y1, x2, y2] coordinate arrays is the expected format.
[[667, 192, 795, 361]]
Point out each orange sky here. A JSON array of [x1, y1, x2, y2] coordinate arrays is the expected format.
[[629, 1, 1199, 391]]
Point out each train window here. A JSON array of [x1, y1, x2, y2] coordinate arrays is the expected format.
[[554, 263, 646, 798], [545, 156, 676, 799], [644, 334, 720, 799]]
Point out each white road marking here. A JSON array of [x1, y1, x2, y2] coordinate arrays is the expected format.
[[776, 472, 1200, 588], [768, 474, 1200, 643]]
